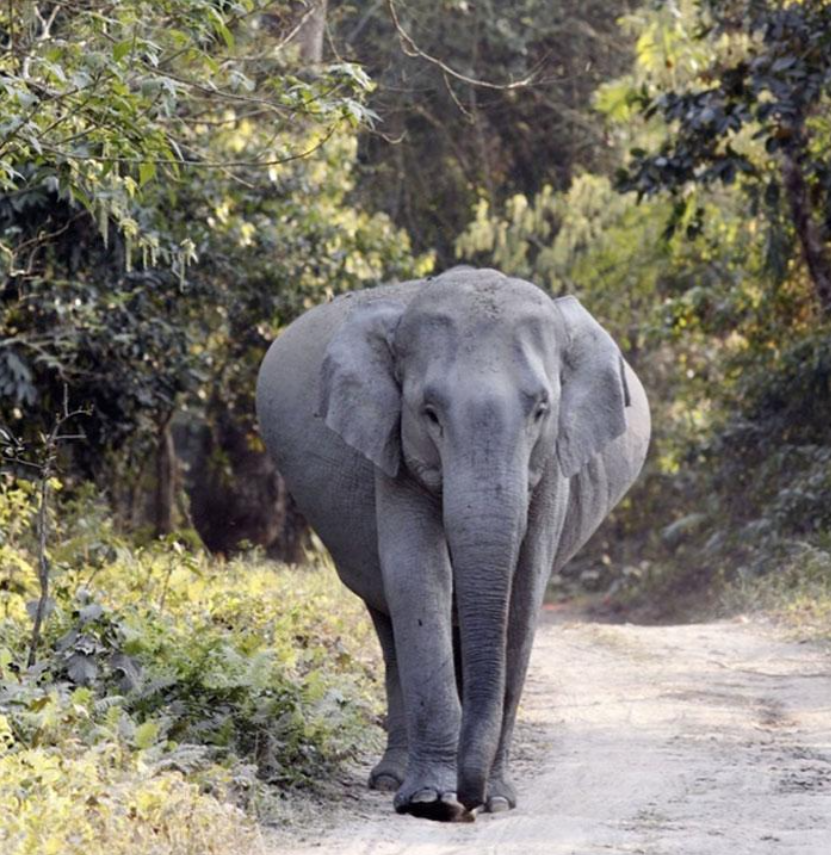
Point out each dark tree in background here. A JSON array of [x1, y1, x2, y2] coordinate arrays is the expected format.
[[333, 0, 635, 262], [0, 1, 423, 557]]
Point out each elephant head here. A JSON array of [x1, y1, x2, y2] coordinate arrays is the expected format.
[[319, 267, 629, 808]]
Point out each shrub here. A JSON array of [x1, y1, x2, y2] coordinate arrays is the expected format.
[[0, 479, 380, 853]]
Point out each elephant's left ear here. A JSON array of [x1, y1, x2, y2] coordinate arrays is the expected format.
[[555, 296, 631, 479], [319, 299, 405, 478]]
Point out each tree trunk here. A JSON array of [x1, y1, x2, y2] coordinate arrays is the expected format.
[[179, 411, 310, 560], [781, 149, 831, 315], [297, 0, 328, 64], [153, 418, 175, 537]]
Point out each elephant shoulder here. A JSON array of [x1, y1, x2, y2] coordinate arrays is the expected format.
[[261, 280, 426, 371], [263, 279, 428, 365]]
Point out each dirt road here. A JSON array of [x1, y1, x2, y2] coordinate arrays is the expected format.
[[275, 614, 831, 855]]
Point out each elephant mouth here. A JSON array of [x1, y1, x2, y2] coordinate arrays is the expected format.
[[403, 453, 443, 493]]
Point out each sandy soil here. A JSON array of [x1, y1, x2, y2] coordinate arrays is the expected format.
[[269, 613, 831, 855]]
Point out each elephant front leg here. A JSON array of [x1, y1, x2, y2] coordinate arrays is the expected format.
[[366, 606, 408, 792], [375, 472, 468, 822], [486, 596, 541, 813], [488, 481, 563, 813]]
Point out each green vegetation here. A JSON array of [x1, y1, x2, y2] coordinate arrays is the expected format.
[[722, 542, 831, 641], [332, 0, 633, 260], [0, 480, 379, 854], [1, 0, 830, 847], [457, 1, 831, 630]]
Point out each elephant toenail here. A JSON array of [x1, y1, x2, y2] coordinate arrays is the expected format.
[[488, 796, 510, 813], [370, 774, 401, 792], [411, 788, 439, 803]]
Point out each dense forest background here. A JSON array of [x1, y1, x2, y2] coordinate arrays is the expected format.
[[1, 1, 830, 849], [4, 0, 830, 604]]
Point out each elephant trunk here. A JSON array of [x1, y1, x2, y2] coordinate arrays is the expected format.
[[443, 459, 527, 811]]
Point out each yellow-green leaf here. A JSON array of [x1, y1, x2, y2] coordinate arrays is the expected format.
[[134, 720, 159, 750], [139, 161, 156, 186], [113, 40, 133, 62]]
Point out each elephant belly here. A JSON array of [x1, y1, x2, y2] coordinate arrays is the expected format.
[[553, 364, 650, 571], [281, 444, 385, 610], [553, 455, 615, 572]]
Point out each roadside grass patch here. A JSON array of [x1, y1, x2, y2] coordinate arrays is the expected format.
[[0, 478, 381, 854], [721, 542, 831, 642]]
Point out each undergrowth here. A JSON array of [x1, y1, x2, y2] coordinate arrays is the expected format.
[[0, 477, 380, 855], [579, 324, 831, 636], [721, 541, 831, 642]]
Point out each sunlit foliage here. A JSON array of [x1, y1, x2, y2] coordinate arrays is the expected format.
[[332, 0, 634, 261], [0, 478, 380, 853], [616, 0, 831, 313], [0, 1, 376, 268], [456, 0, 831, 610]]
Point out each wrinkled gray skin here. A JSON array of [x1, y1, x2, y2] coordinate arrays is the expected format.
[[256, 268, 650, 821]]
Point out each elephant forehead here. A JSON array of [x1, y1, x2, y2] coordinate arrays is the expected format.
[[401, 322, 558, 401], [398, 275, 558, 351], [414, 270, 548, 313]]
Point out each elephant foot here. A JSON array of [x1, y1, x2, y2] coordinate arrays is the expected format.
[[485, 773, 517, 813], [393, 765, 473, 823], [368, 747, 407, 792]]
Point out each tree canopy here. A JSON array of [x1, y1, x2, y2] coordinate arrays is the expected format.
[[1, 0, 830, 597]]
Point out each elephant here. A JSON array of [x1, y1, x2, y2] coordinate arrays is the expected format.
[[256, 267, 650, 821]]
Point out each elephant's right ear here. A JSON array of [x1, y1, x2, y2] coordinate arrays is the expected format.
[[319, 300, 405, 478]]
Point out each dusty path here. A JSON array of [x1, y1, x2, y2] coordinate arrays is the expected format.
[[274, 615, 831, 855]]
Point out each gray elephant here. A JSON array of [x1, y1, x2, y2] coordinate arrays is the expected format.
[[256, 267, 650, 821]]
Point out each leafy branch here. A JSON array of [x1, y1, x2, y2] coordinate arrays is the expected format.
[[385, 0, 537, 91], [0, 0, 378, 273]]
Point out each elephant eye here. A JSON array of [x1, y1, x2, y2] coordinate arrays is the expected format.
[[533, 400, 549, 423], [423, 405, 441, 427]]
